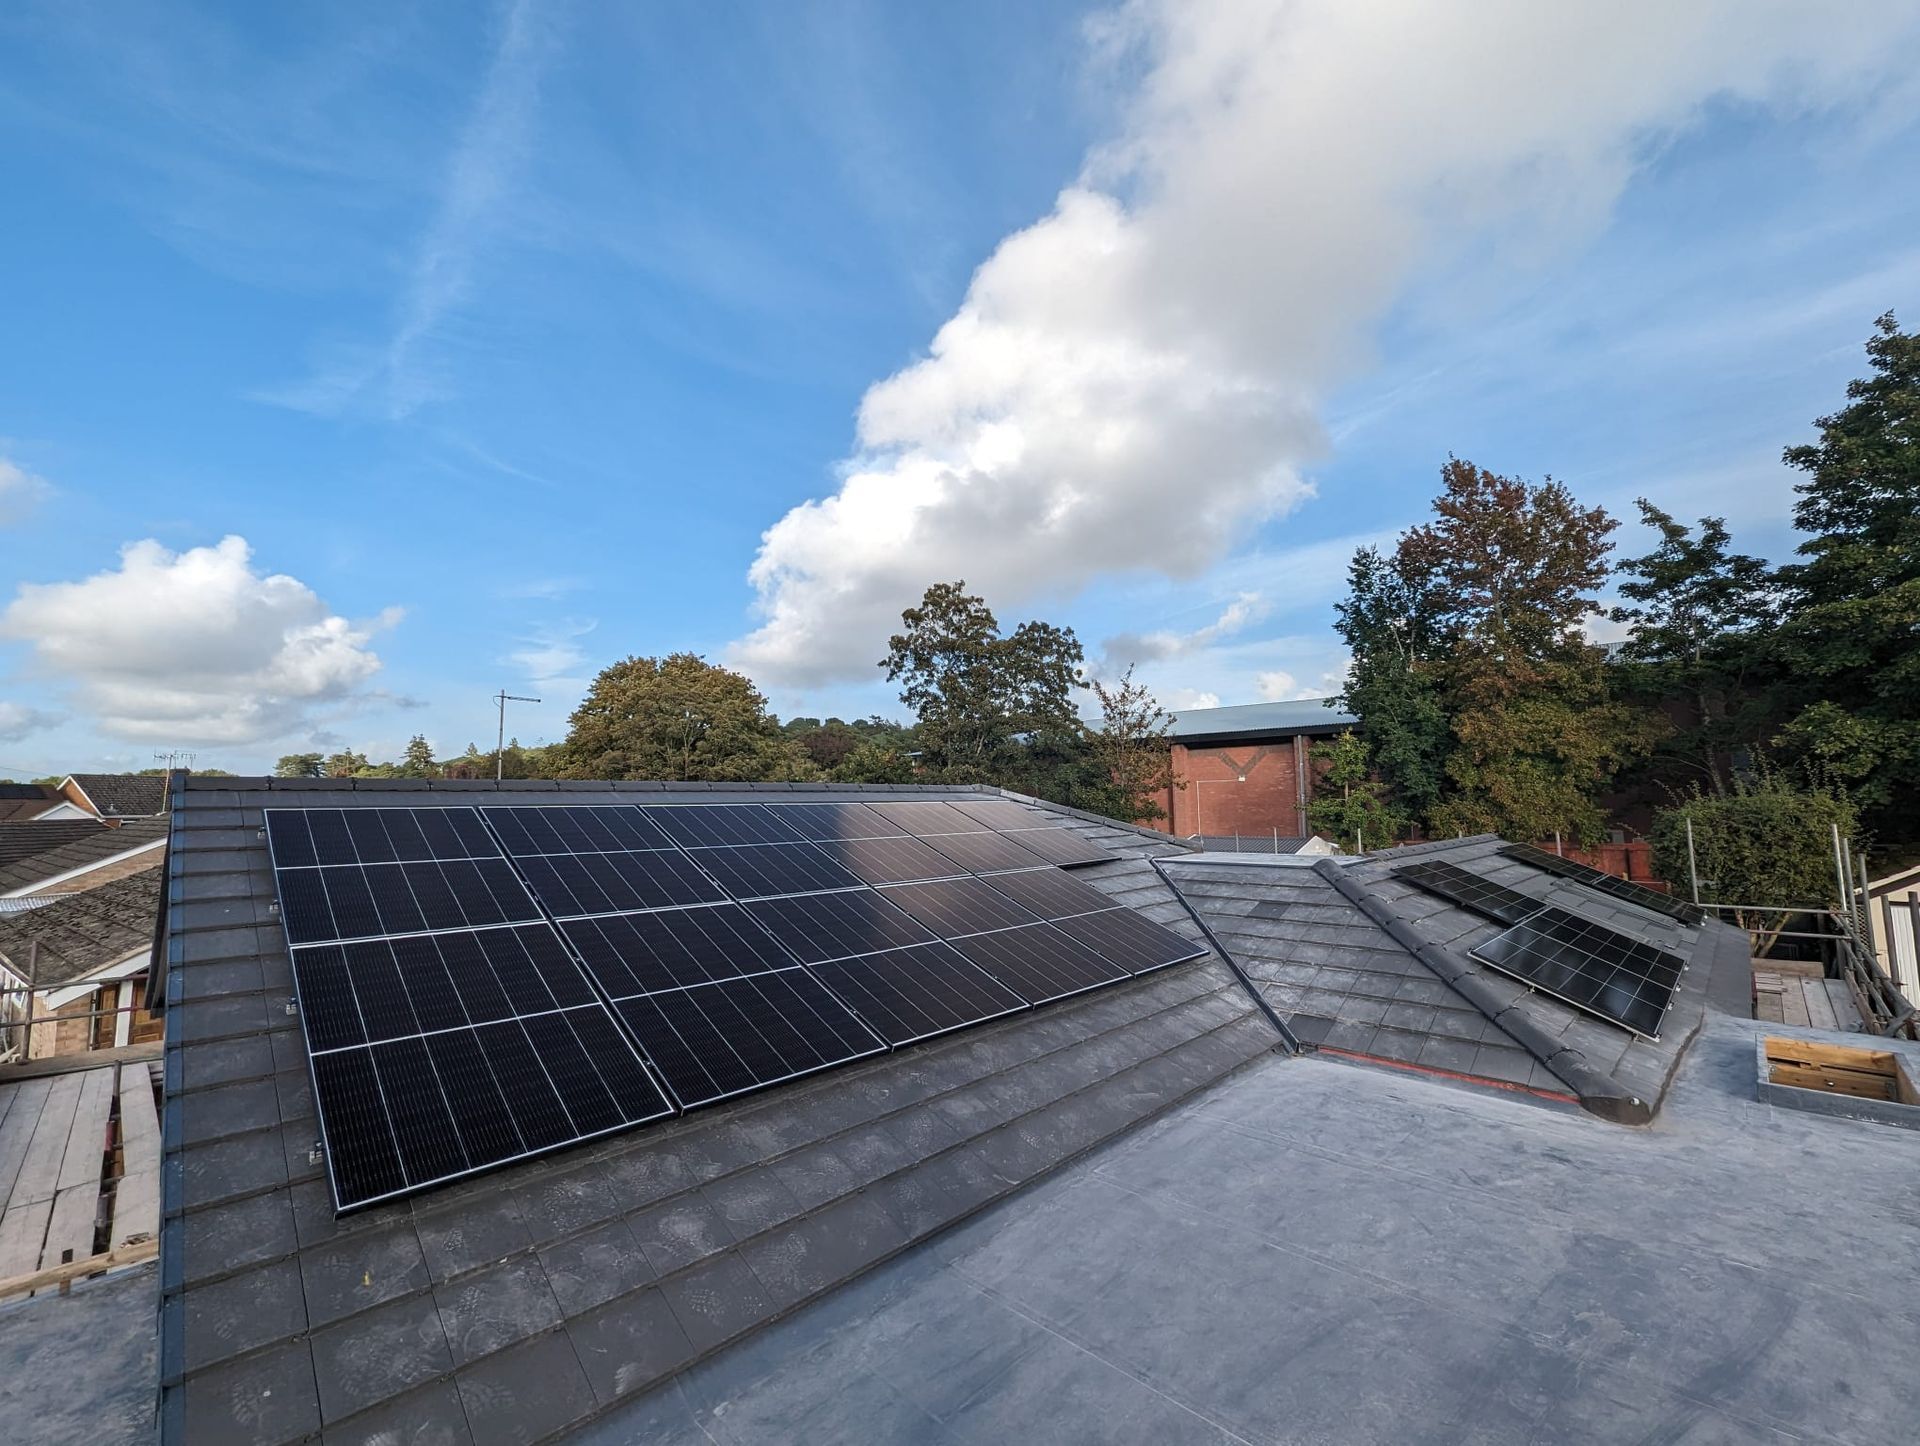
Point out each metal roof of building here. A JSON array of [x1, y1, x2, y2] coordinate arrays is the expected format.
[[1164, 697, 1357, 741]]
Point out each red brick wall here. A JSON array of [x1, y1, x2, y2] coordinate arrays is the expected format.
[[1157, 739, 1316, 838]]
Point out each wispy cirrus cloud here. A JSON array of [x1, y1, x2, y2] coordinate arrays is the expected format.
[[0, 456, 52, 525], [257, 0, 558, 420]]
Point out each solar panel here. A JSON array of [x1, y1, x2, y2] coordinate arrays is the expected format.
[[1470, 904, 1686, 1039], [270, 796, 1210, 1213], [948, 923, 1129, 1003], [995, 826, 1111, 867], [613, 970, 885, 1107], [810, 942, 1027, 1045], [1051, 908, 1205, 976], [1499, 844, 1704, 925], [1394, 860, 1545, 927]]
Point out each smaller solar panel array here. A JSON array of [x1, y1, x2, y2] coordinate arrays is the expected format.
[[270, 798, 1202, 1211], [1392, 851, 1690, 1041], [1499, 843, 1705, 926]]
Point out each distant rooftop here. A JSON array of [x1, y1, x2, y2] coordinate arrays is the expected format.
[[0, 865, 161, 989], [63, 774, 169, 819], [1166, 697, 1357, 741]]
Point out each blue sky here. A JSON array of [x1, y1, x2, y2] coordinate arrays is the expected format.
[[2, 2, 1918, 777]]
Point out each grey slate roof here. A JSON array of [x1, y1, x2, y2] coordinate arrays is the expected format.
[[0, 816, 169, 894], [155, 777, 1283, 1446], [1161, 834, 1751, 1121], [1188, 834, 1329, 855], [0, 864, 161, 988], [1165, 697, 1357, 741], [67, 772, 170, 817], [0, 819, 111, 868]]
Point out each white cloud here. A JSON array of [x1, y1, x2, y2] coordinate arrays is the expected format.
[[1255, 669, 1344, 704], [0, 536, 397, 744], [731, 1, 1920, 689], [505, 616, 596, 695], [1100, 590, 1267, 673], [1161, 688, 1219, 711], [0, 703, 62, 743], [0, 457, 51, 525]]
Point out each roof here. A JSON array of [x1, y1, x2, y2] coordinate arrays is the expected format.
[[1160, 834, 1752, 1121], [1188, 833, 1335, 855], [64, 773, 169, 818], [0, 820, 112, 868], [0, 817, 169, 896], [579, 1011, 1920, 1445], [0, 865, 162, 989], [0, 784, 59, 801], [1165, 697, 1357, 741], [153, 776, 1278, 1445]]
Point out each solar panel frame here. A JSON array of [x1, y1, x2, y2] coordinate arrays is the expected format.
[[1051, 907, 1207, 977], [1393, 860, 1547, 927], [1499, 843, 1705, 926], [1469, 904, 1686, 1039]]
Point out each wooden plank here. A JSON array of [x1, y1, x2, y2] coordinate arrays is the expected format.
[[38, 1180, 100, 1282], [111, 1065, 160, 1249], [1802, 979, 1840, 1033], [1764, 1036, 1898, 1070], [0, 1080, 16, 1138], [4, 1071, 82, 1212], [0, 1196, 50, 1280], [0, 1039, 162, 1084], [1780, 985, 1812, 1029], [0, 1236, 156, 1302], [0, 1076, 51, 1215], [55, 1066, 113, 1195], [1823, 978, 1863, 1030]]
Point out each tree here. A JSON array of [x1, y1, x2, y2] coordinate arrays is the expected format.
[[1610, 501, 1779, 796], [1396, 459, 1657, 843], [830, 739, 917, 785], [1647, 771, 1858, 956], [274, 753, 326, 779], [882, 582, 1086, 780], [1088, 667, 1180, 824], [561, 653, 815, 782], [1305, 731, 1407, 849], [1771, 313, 1920, 833], [401, 735, 437, 778], [1331, 546, 1450, 820]]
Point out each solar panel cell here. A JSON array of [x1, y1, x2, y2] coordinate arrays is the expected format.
[[615, 971, 883, 1108], [1393, 860, 1545, 927], [310, 1049, 405, 1205], [1053, 908, 1203, 976], [290, 945, 364, 1052], [946, 799, 1046, 831], [979, 867, 1116, 922], [641, 804, 808, 849], [809, 942, 1026, 1044], [426, 1029, 526, 1168], [878, 876, 1041, 938], [811, 834, 964, 885], [686, 842, 864, 900], [742, 890, 936, 964], [563, 905, 796, 995], [920, 830, 1051, 875], [475, 1019, 579, 1152], [1470, 904, 1684, 1038], [766, 802, 904, 841], [373, 1037, 470, 1185], [996, 827, 1110, 867], [865, 800, 977, 835], [947, 923, 1128, 1004], [432, 932, 515, 1023]]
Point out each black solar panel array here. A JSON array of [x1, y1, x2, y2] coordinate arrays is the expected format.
[[268, 799, 1202, 1212], [1394, 859, 1545, 927], [1470, 905, 1687, 1040], [1499, 843, 1705, 926], [265, 808, 673, 1212]]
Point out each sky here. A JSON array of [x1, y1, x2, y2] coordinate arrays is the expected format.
[[2, 1, 1919, 777]]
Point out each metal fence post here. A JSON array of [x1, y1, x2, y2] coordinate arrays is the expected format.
[[1684, 815, 1700, 905]]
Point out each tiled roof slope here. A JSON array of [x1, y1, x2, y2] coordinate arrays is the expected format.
[[0, 819, 111, 867], [1189, 834, 1324, 855], [68, 772, 170, 817], [1163, 835, 1751, 1122], [0, 816, 169, 894], [0, 863, 161, 988], [156, 777, 1284, 1446]]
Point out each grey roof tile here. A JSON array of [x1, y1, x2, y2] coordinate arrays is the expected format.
[[180, 1338, 321, 1446], [180, 1188, 298, 1286], [657, 1249, 777, 1354], [299, 1223, 432, 1328], [414, 1192, 533, 1284], [629, 1193, 733, 1277], [738, 1192, 908, 1309], [540, 1219, 657, 1318], [182, 1257, 308, 1373], [309, 1292, 454, 1424], [568, 1287, 697, 1405], [455, 1329, 598, 1446], [433, 1254, 563, 1366], [698, 1169, 806, 1242], [323, 1379, 472, 1446]]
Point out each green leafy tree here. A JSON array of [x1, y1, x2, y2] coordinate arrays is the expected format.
[[1305, 731, 1408, 849], [1770, 313, 1920, 832], [882, 582, 1086, 781], [1610, 500, 1779, 796], [561, 653, 815, 781], [1087, 667, 1179, 824], [1648, 771, 1858, 956], [274, 753, 326, 779], [401, 734, 437, 778], [830, 739, 917, 785], [1331, 546, 1450, 820], [322, 749, 372, 777], [1397, 459, 1659, 843]]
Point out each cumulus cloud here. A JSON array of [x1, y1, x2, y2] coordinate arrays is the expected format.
[[1100, 591, 1267, 673], [0, 536, 397, 744], [731, 0, 1920, 689], [0, 457, 51, 525]]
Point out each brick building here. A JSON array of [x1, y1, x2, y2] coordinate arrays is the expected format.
[[1150, 698, 1357, 839]]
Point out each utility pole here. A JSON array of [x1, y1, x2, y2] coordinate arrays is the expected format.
[[494, 692, 541, 781]]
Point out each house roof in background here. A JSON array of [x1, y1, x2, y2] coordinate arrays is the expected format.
[[154, 777, 1276, 1446], [1161, 835, 1752, 1121], [64, 773, 170, 817], [0, 817, 169, 896], [0, 784, 60, 801], [1165, 697, 1357, 741], [0, 819, 111, 867], [1188, 834, 1334, 855], [0, 863, 162, 989]]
